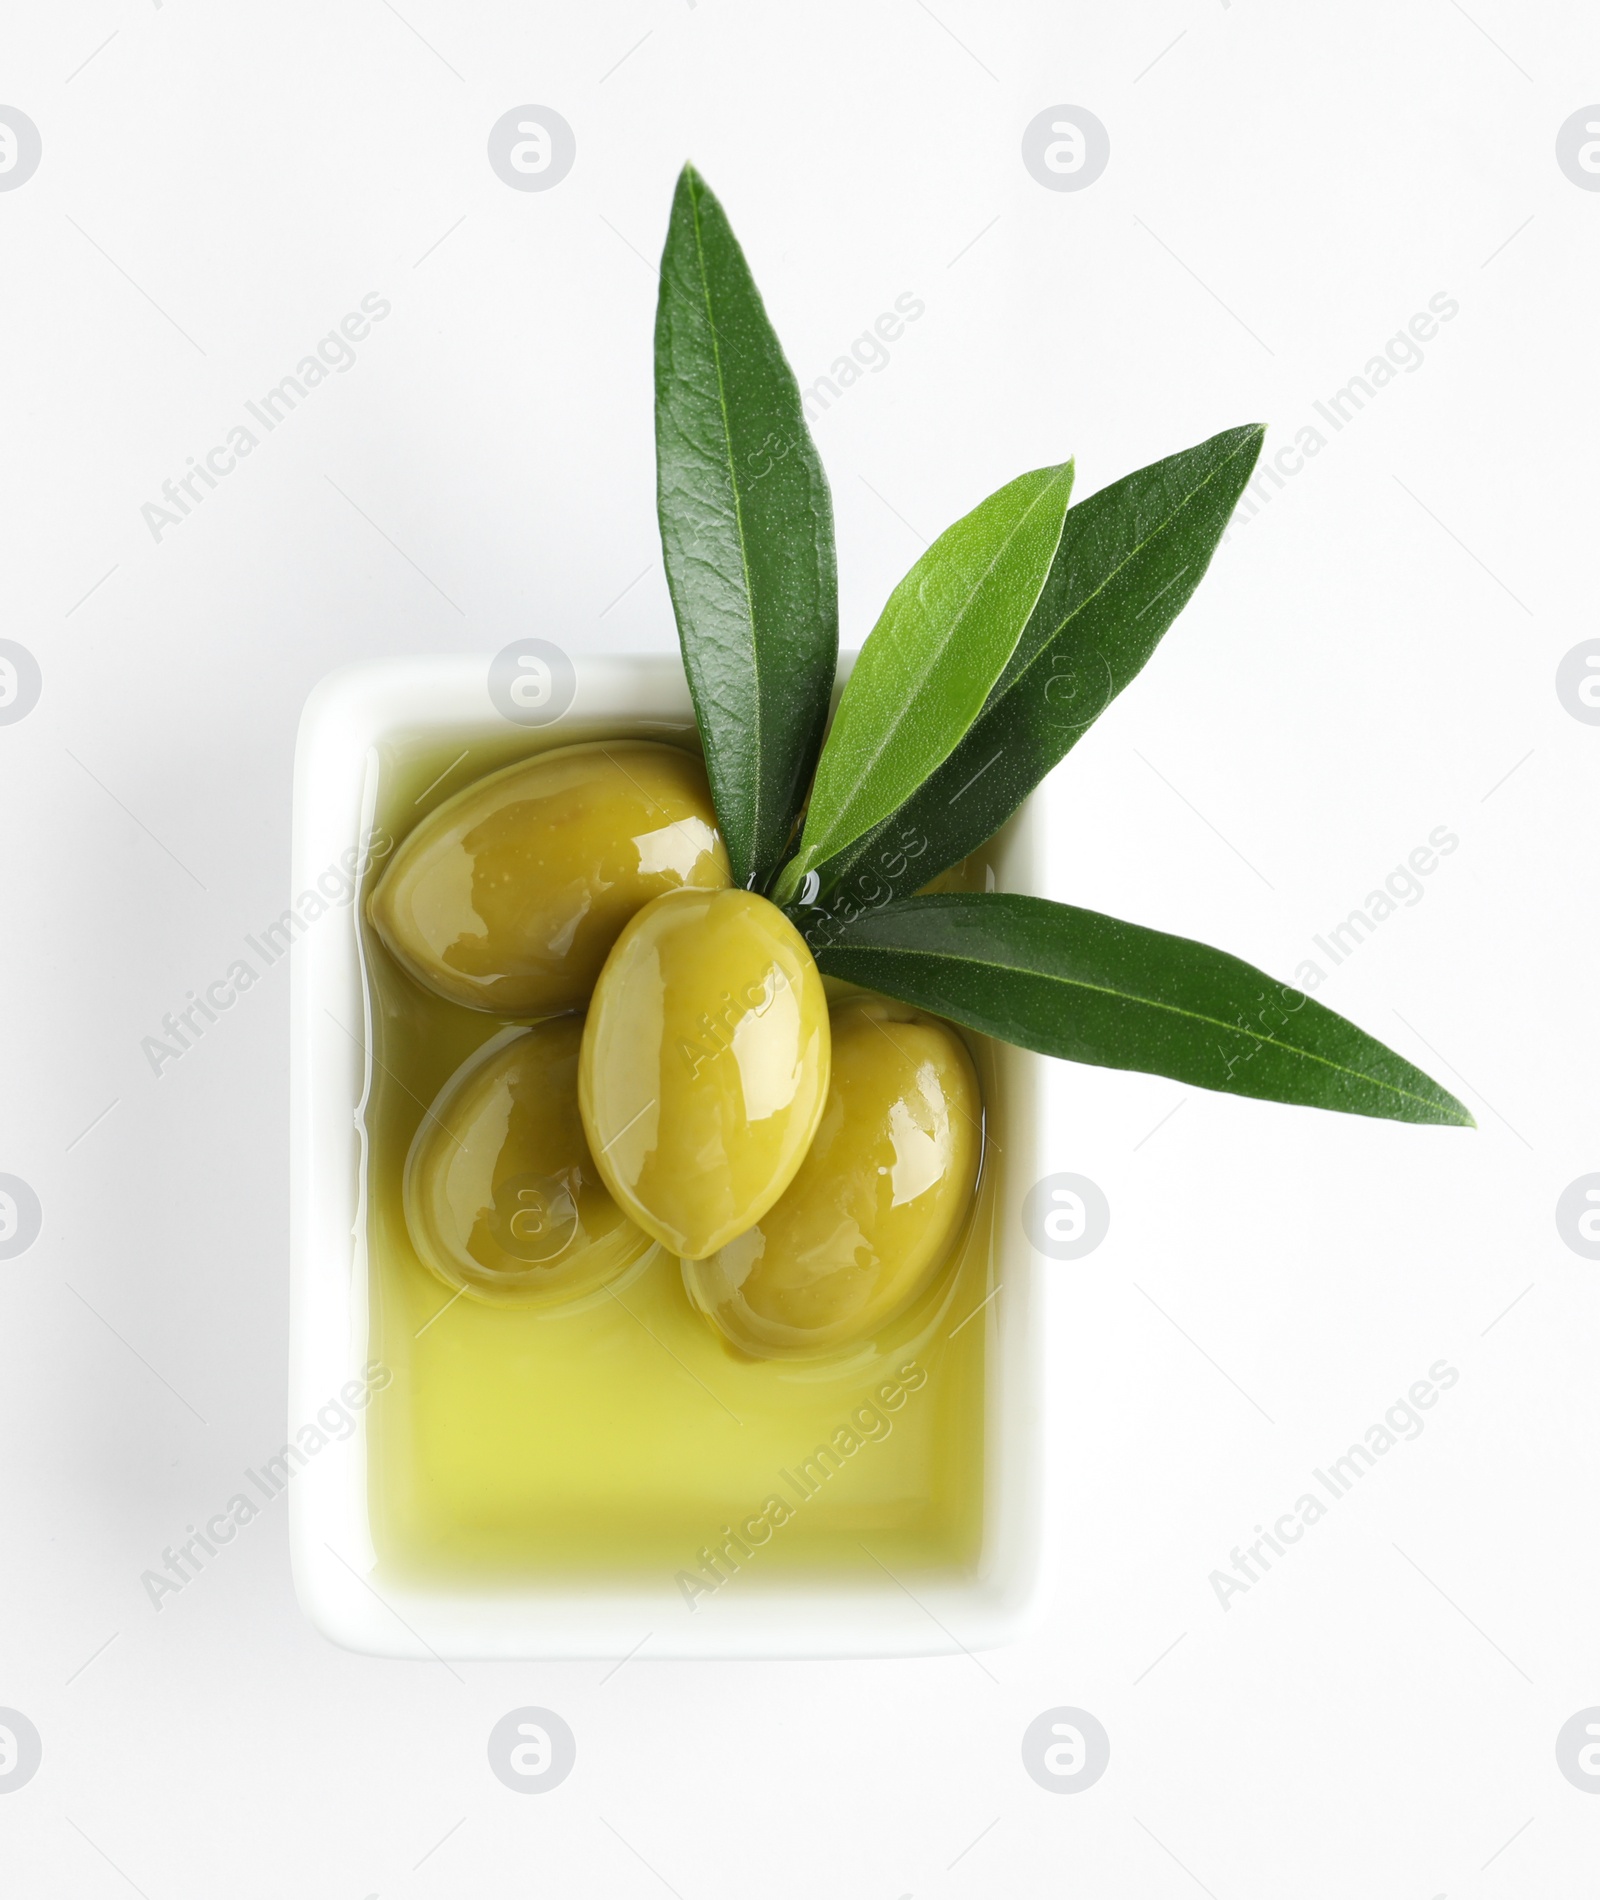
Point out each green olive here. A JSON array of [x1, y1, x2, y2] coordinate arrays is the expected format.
[[404, 1017, 653, 1306], [368, 741, 730, 1015], [578, 888, 831, 1260], [682, 998, 982, 1355]]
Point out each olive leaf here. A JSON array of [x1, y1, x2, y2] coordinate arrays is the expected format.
[[813, 425, 1265, 906], [771, 462, 1075, 904], [805, 893, 1473, 1126], [655, 163, 838, 892]]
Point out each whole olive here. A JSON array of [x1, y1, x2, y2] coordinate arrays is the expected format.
[[682, 997, 982, 1355], [578, 888, 831, 1260], [404, 1017, 654, 1306], [368, 741, 729, 1015]]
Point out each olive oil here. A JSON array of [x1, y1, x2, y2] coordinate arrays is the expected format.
[[361, 720, 991, 1590]]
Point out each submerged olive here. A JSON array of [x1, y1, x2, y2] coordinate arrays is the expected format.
[[369, 741, 729, 1015], [404, 1017, 653, 1306], [682, 998, 982, 1356], [578, 888, 831, 1260]]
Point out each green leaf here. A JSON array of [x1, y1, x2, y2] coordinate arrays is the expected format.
[[814, 425, 1264, 907], [655, 164, 838, 891], [806, 893, 1473, 1127], [773, 461, 1074, 903]]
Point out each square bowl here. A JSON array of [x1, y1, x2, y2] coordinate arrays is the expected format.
[[289, 650, 1053, 1658]]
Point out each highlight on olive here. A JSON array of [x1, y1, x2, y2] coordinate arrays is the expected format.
[[404, 1016, 654, 1307], [578, 887, 831, 1260], [681, 998, 983, 1356], [369, 740, 730, 1016]]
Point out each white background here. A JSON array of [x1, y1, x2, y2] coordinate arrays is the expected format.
[[2, 2, 1597, 1893]]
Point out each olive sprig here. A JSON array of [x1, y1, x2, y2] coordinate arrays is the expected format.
[[653, 163, 1471, 1130]]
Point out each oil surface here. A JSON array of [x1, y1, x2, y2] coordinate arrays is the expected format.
[[361, 719, 992, 1590]]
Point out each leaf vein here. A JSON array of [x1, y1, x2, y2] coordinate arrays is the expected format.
[[1010, 430, 1260, 692], [830, 931, 1455, 1116], [810, 468, 1070, 861], [686, 170, 765, 846]]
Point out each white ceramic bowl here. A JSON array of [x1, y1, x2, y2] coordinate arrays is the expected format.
[[289, 651, 1052, 1658]]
